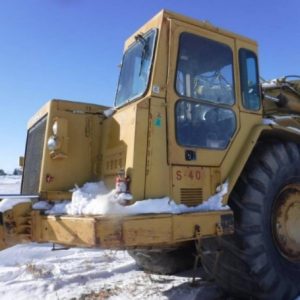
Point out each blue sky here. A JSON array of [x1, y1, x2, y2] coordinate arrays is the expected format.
[[0, 0, 299, 173]]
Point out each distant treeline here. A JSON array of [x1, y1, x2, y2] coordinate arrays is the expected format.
[[0, 169, 23, 176]]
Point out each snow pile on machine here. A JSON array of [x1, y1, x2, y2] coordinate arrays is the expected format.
[[32, 181, 229, 216], [0, 198, 31, 213]]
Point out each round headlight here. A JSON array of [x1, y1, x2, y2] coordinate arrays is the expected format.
[[52, 121, 58, 135], [47, 135, 59, 151]]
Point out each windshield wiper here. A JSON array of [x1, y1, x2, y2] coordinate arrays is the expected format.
[[135, 34, 149, 76], [135, 34, 146, 45]]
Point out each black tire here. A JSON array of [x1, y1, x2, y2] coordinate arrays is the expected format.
[[202, 141, 300, 300], [128, 244, 195, 274]]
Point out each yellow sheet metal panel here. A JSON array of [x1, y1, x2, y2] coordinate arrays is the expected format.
[[97, 218, 123, 248], [39, 191, 72, 201], [0, 225, 5, 250], [101, 104, 135, 190], [173, 212, 228, 241], [124, 10, 257, 55], [171, 166, 211, 205], [222, 113, 263, 196], [101, 99, 149, 199], [145, 98, 169, 198], [31, 210, 42, 242], [27, 100, 51, 129], [0, 202, 32, 249], [38, 100, 108, 194], [39, 216, 96, 247], [122, 215, 172, 246], [31, 209, 232, 249], [163, 10, 257, 46], [131, 100, 150, 199]]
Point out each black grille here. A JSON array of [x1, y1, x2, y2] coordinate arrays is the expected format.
[[180, 188, 203, 206], [21, 116, 47, 194]]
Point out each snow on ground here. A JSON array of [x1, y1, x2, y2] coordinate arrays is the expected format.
[[0, 243, 224, 300], [0, 175, 21, 194]]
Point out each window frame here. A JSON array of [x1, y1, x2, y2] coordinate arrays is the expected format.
[[239, 48, 261, 111], [114, 28, 158, 108], [174, 32, 236, 106], [175, 98, 237, 150]]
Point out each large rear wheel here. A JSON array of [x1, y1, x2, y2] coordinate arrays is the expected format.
[[202, 141, 300, 299]]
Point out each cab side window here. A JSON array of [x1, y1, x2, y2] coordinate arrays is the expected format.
[[176, 100, 236, 149], [176, 33, 235, 105], [239, 49, 260, 111], [175, 32, 236, 150]]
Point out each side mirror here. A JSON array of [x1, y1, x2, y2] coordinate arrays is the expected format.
[[19, 156, 24, 168]]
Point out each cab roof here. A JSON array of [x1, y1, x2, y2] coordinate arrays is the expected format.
[[124, 9, 257, 50]]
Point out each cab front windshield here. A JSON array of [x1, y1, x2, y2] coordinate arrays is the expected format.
[[115, 29, 157, 107]]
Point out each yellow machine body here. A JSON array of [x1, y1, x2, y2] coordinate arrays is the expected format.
[[1, 10, 300, 252]]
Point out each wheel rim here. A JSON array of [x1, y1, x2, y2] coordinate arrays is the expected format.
[[273, 184, 300, 261]]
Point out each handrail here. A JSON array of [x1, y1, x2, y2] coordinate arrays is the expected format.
[[0, 194, 39, 199]]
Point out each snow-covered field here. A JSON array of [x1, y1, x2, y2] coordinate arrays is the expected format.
[[0, 176, 224, 300], [0, 175, 21, 194], [0, 243, 225, 300]]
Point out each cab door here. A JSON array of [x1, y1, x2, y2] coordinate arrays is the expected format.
[[166, 19, 239, 203], [166, 19, 239, 167]]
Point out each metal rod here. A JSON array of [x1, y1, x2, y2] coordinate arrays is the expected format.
[[0, 194, 39, 199], [264, 93, 280, 103], [51, 243, 70, 251]]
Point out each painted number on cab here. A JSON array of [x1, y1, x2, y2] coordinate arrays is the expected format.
[[176, 170, 202, 181]]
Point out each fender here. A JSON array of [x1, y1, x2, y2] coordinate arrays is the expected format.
[[224, 123, 300, 204]]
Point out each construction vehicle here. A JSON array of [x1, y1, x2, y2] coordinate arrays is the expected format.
[[1, 10, 300, 300]]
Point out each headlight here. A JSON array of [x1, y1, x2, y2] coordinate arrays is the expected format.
[[48, 118, 68, 159], [47, 135, 60, 151], [52, 121, 58, 135]]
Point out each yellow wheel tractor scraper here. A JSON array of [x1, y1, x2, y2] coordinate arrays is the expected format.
[[1, 10, 300, 300]]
